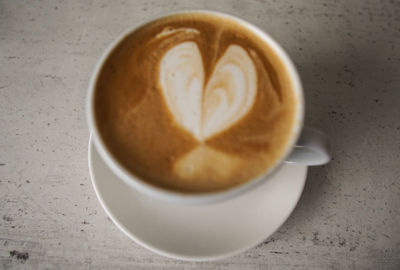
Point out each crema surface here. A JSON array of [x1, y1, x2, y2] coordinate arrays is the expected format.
[[95, 12, 297, 192]]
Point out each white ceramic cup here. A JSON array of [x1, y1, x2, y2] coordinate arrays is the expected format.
[[86, 10, 330, 204]]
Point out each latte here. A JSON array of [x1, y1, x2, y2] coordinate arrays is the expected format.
[[94, 12, 297, 193]]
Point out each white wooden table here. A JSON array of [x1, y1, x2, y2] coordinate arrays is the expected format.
[[1, 0, 399, 269]]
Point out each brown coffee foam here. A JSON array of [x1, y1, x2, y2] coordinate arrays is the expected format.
[[95, 12, 297, 193]]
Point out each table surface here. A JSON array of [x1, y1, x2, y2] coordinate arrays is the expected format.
[[1, 0, 399, 269]]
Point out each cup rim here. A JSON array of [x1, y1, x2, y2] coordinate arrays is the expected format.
[[86, 9, 304, 204]]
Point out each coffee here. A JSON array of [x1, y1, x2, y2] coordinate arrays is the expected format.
[[94, 12, 297, 193]]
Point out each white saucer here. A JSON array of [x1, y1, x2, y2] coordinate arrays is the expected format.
[[88, 137, 308, 261]]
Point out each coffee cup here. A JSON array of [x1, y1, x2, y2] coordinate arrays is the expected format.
[[86, 10, 330, 204]]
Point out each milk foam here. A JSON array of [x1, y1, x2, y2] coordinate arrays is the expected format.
[[173, 144, 242, 182], [155, 27, 200, 39], [160, 41, 257, 141], [160, 42, 204, 139]]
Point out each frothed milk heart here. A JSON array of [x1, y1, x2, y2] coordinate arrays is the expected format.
[[95, 13, 296, 192], [160, 41, 257, 141], [160, 39, 257, 180]]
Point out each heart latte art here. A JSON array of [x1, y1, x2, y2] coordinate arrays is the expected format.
[[160, 40, 258, 182], [160, 41, 257, 141], [94, 13, 297, 192]]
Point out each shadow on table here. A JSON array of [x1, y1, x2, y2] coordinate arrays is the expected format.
[[273, 27, 398, 236]]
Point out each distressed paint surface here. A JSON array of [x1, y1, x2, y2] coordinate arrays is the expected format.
[[0, 0, 399, 269]]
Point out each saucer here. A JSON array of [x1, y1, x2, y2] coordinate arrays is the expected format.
[[88, 136, 307, 261]]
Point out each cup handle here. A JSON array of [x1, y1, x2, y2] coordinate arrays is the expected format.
[[285, 127, 331, 166]]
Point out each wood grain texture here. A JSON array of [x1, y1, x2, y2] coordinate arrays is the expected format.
[[0, 0, 399, 269]]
